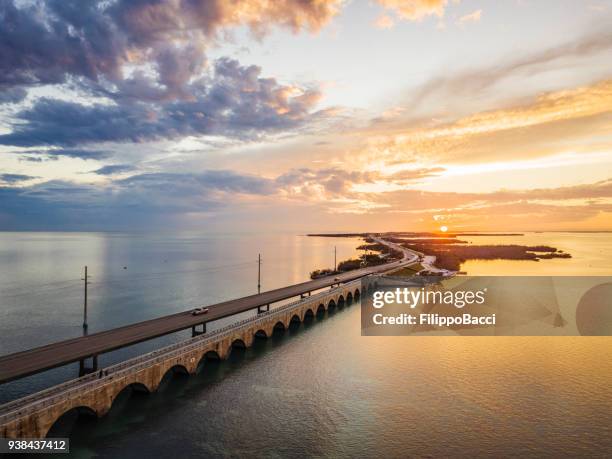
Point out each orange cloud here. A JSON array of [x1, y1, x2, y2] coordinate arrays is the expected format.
[[377, 0, 452, 21], [362, 79, 612, 164], [219, 0, 345, 34], [117, 0, 344, 41], [344, 178, 612, 230]]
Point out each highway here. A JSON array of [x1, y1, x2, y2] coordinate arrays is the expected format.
[[0, 240, 417, 384]]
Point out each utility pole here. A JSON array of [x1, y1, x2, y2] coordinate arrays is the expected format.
[[81, 266, 91, 331], [257, 254, 261, 294], [334, 246, 337, 272]]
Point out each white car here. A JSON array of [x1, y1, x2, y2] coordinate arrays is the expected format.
[[192, 307, 209, 316]]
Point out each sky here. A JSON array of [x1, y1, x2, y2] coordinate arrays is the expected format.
[[1, 0, 612, 232]]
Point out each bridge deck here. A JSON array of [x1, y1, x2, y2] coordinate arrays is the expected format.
[[0, 256, 411, 384]]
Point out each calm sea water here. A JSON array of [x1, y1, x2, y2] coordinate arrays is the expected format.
[[460, 232, 612, 275], [1, 231, 611, 457]]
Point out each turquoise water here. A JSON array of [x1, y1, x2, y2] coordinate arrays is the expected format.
[[1, 232, 611, 457]]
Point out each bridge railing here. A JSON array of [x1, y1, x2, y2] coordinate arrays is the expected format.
[[0, 279, 363, 424]]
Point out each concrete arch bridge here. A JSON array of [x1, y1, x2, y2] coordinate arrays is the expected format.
[[0, 278, 377, 438]]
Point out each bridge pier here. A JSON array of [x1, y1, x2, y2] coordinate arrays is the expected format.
[[192, 323, 206, 337], [78, 355, 98, 377], [257, 304, 270, 314]]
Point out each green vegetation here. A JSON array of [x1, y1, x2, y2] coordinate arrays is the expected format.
[[310, 238, 402, 278], [357, 243, 403, 260], [337, 258, 362, 271], [308, 231, 568, 274], [309, 253, 390, 278], [309, 268, 337, 279], [399, 242, 571, 271]]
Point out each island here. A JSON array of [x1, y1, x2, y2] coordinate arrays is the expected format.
[[308, 232, 571, 275]]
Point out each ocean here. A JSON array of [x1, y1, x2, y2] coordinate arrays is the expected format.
[[0, 231, 611, 457]]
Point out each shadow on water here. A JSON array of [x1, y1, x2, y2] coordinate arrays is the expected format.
[[48, 300, 355, 449]]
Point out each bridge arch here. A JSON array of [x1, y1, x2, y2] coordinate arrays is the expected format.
[[195, 350, 223, 373], [156, 364, 189, 390], [303, 308, 315, 320], [354, 288, 360, 300], [327, 299, 336, 310], [346, 292, 353, 305], [337, 295, 345, 308], [110, 381, 151, 404], [316, 303, 325, 314], [106, 381, 152, 415], [290, 314, 301, 324], [224, 338, 248, 360], [273, 321, 286, 333], [165, 363, 190, 375], [203, 350, 221, 361], [44, 405, 98, 438], [254, 329, 268, 339]]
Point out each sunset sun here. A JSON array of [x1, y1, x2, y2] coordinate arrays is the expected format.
[[440, 226, 448, 233]]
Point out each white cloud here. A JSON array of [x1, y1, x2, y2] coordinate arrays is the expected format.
[[457, 9, 482, 25]]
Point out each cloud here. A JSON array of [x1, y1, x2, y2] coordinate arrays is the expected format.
[[377, 0, 451, 21], [110, 0, 343, 43], [18, 156, 50, 163], [0, 165, 442, 229], [92, 164, 135, 176], [10, 149, 112, 160], [364, 79, 612, 165], [0, 58, 323, 147], [354, 178, 612, 229], [274, 166, 443, 199], [1, 163, 611, 230], [117, 171, 277, 196], [0, 173, 37, 184], [0, 169, 277, 230], [405, 29, 612, 114], [457, 9, 482, 25], [0, 182, 166, 230], [387, 167, 445, 182], [0, 0, 342, 96], [276, 167, 378, 196], [374, 15, 395, 29], [378, 178, 612, 209], [0, 87, 27, 105]]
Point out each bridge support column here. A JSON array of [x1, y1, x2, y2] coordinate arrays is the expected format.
[[192, 323, 206, 337], [78, 355, 98, 377], [257, 304, 270, 314]]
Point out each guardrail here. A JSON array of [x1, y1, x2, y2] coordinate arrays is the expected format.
[[0, 279, 363, 424]]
